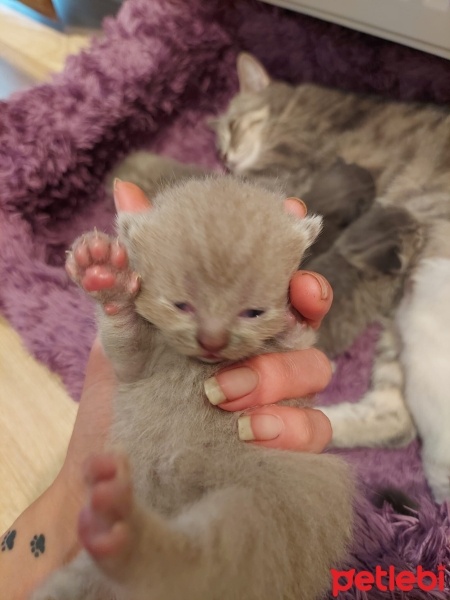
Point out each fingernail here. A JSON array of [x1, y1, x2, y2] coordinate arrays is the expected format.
[[113, 177, 122, 191], [301, 272, 329, 300], [204, 376, 227, 405], [238, 414, 283, 441], [204, 367, 259, 405], [286, 196, 307, 215]]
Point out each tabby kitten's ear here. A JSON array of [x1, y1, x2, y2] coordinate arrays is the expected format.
[[344, 241, 404, 275], [336, 205, 422, 276], [237, 53, 271, 93]]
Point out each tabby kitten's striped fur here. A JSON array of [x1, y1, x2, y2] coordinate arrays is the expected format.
[[213, 53, 450, 502]]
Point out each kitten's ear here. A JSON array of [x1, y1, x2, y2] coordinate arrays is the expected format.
[[284, 198, 323, 250], [113, 180, 153, 214], [345, 242, 403, 275], [294, 214, 323, 250], [237, 53, 271, 93], [114, 182, 154, 246], [337, 205, 421, 276]]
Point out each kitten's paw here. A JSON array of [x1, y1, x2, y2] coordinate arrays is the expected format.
[[78, 453, 136, 578], [318, 399, 416, 448], [66, 232, 140, 313]]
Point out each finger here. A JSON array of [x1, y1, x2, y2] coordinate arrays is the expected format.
[[82, 337, 116, 393], [65, 339, 116, 481], [236, 406, 332, 452], [289, 270, 333, 329], [204, 348, 332, 412], [113, 180, 152, 213]]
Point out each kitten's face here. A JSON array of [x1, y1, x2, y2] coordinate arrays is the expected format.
[[215, 102, 270, 173], [119, 177, 321, 363], [212, 53, 308, 174], [214, 86, 297, 174]]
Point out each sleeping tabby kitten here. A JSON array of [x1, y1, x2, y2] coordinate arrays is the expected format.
[[212, 53, 450, 501]]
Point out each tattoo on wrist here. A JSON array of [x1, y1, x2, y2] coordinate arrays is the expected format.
[[30, 534, 46, 557], [1, 530, 16, 552]]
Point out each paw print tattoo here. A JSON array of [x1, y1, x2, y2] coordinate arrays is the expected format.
[[30, 533, 46, 557], [1, 529, 16, 552]]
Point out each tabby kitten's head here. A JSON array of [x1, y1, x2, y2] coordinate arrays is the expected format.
[[118, 177, 321, 362], [211, 53, 317, 175]]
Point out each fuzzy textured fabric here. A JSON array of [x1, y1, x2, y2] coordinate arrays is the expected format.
[[0, 0, 449, 597]]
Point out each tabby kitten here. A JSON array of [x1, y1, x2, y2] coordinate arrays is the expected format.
[[33, 177, 352, 600], [213, 53, 450, 502]]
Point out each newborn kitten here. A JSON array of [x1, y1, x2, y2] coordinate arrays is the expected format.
[[32, 177, 353, 600], [213, 52, 450, 501]]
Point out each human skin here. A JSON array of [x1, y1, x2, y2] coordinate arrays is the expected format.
[[0, 181, 333, 600]]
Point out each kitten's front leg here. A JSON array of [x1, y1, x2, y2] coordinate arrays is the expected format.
[[317, 322, 416, 448], [66, 232, 151, 382]]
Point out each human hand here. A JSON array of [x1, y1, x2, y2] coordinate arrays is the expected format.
[[58, 338, 116, 500], [203, 269, 333, 452], [0, 339, 116, 600]]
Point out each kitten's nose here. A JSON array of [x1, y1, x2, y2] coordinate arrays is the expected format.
[[196, 329, 229, 353]]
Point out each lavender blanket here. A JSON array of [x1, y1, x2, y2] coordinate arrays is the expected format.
[[1, 0, 449, 597]]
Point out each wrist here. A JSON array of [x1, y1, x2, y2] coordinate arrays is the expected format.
[[0, 473, 83, 600], [49, 464, 88, 561]]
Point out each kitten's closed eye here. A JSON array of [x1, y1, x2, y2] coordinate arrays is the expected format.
[[229, 115, 265, 133], [239, 309, 265, 318]]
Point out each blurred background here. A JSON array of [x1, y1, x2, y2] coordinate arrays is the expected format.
[[0, 0, 122, 98], [1, 0, 449, 100]]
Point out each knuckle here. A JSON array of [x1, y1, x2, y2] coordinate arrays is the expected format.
[[296, 411, 316, 449], [310, 348, 333, 388]]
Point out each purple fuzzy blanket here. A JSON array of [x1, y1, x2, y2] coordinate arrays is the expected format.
[[1, 0, 449, 597]]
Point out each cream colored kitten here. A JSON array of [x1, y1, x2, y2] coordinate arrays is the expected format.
[[32, 177, 353, 600]]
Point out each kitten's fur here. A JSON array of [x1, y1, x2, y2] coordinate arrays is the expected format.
[[33, 177, 353, 600], [212, 53, 450, 501]]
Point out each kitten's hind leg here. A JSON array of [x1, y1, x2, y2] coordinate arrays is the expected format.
[[317, 322, 416, 448], [78, 453, 135, 576], [78, 452, 352, 600]]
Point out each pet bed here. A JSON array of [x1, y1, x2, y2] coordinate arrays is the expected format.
[[0, 1, 449, 597]]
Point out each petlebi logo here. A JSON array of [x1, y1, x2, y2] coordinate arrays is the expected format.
[[331, 565, 446, 596]]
